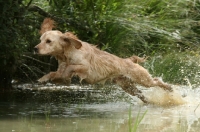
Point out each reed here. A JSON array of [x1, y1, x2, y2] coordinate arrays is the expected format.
[[146, 51, 200, 86], [128, 106, 147, 132]]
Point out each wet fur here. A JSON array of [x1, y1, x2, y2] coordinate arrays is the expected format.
[[34, 18, 172, 103]]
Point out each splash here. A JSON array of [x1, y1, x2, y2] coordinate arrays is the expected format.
[[140, 85, 200, 106], [142, 86, 187, 106]]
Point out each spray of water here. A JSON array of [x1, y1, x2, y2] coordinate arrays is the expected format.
[[141, 85, 200, 106]]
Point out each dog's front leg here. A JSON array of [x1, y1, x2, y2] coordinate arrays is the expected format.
[[49, 62, 72, 84], [61, 65, 88, 82], [38, 62, 68, 83], [38, 72, 57, 83]]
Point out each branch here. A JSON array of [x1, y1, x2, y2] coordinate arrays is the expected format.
[[22, 55, 52, 66], [26, 0, 34, 9], [28, 5, 52, 17]]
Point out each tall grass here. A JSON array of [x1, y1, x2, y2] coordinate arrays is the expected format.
[[145, 51, 200, 86], [109, 0, 200, 55], [47, 0, 200, 56], [129, 106, 147, 132]]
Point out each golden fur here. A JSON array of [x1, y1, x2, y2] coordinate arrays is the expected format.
[[34, 18, 172, 103]]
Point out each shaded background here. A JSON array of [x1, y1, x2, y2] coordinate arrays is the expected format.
[[1, 0, 200, 89]]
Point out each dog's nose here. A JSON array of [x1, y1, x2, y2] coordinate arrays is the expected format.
[[34, 47, 38, 54]]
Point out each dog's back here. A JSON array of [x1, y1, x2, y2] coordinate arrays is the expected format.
[[70, 42, 135, 83]]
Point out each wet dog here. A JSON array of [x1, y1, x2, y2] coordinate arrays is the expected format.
[[34, 18, 172, 103]]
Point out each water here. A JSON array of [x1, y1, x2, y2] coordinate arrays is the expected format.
[[0, 84, 200, 132]]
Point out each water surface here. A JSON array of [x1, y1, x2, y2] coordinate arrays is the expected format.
[[0, 84, 200, 132]]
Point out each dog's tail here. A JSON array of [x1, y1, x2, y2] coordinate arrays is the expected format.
[[128, 55, 148, 63], [39, 18, 56, 35]]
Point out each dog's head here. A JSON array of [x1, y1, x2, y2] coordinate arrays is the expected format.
[[34, 30, 82, 56]]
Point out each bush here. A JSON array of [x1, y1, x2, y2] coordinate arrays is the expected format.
[[146, 51, 200, 87]]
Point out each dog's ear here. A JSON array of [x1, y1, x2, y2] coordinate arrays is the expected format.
[[40, 18, 56, 35], [60, 35, 82, 49]]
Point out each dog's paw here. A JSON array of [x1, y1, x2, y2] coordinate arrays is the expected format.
[[37, 76, 50, 83], [165, 85, 173, 92]]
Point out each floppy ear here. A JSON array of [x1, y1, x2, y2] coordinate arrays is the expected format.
[[39, 18, 56, 35], [60, 35, 82, 49]]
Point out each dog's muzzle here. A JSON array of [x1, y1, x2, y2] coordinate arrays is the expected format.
[[34, 47, 39, 54]]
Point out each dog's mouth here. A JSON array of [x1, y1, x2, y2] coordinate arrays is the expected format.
[[33, 49, 52, 56], [33, 47, 39, 54]]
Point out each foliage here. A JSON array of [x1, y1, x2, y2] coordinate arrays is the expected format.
[[146, 51, 200, 87], [110, 0, 200, 55], [0, 0, 53, 86], [0, 0, 27, 88]]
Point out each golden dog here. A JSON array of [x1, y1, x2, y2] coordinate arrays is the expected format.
[[34, 18, 172, 103]]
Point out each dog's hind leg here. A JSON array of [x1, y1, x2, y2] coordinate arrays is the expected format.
[[152, 78, 173, 91], [114, 76, 148, 103], [138, 77, 173, 92], [128, 64, 173, 92]]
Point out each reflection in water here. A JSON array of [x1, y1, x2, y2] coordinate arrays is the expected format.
[[0, 84, 200, 132]]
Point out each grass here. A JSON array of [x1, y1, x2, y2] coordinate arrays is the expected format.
[[128, 106, 148, 132], [144, 51, 200, 87], [105, 0, 200, 56], [44, 104, 51, 124]]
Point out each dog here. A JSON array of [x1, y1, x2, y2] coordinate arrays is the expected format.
[[36, 18, 79, 84], [36, 18, 146, 84], [34, 18, 172, 103]]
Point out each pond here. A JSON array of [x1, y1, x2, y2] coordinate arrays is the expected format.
[[0, 84, 200, 132]]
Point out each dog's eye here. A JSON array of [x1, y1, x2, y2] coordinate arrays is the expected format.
[[46, 39, 51, 43]]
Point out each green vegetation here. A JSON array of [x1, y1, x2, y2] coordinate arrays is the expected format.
[[146, 51, 200, 86], [1, 0, 200, 89], [129, 106, 147, 132]]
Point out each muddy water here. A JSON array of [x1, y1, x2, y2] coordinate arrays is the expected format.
[[0, 84, 200, 132]]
